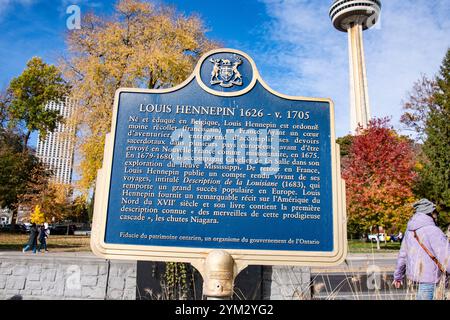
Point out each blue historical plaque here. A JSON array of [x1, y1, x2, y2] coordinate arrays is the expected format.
[[91, 49, 346, 267]]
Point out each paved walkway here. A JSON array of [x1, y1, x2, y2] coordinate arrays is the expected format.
[[312, 253, 398, 273]]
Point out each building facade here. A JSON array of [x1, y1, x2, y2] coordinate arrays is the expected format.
[[0, 208, 12, 225], [36, 98, 76, 185]]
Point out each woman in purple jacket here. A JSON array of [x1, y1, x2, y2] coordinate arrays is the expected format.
[[393, 199, 450, 300]]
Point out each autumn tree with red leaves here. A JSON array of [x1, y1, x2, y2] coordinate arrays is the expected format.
[[341, 118, 418, 246]]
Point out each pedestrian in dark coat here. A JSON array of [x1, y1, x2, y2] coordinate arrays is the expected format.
[[38, 223, 49, 252], [22, 223, 38, 253]]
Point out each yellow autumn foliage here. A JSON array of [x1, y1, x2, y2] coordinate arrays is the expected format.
[[30, 205, 45, 224], [60, 0, 218, 192]]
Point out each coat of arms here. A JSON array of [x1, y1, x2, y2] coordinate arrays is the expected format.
[[210, 56, 243, 88]]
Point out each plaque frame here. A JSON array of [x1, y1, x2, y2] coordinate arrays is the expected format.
[[91, 48, 347, 270]]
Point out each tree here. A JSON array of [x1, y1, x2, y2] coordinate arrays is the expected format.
[[336, 134, 354, 158], [68, 196, 90, 223], [19, 179, 74, 224], [0, 90, 11, 127], [86, 191, 95, 224], [60, 0, 218, 191], [400, 75, 439, 143], [0, 128, 50, 223], [30, 205, 45, 224], [419, 49, 450, 224], [342, 118, 418, 248], [0, 129, 27, 209], [7, 57, 69, 147]]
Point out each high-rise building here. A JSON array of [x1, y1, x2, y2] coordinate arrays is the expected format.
[[329, 0, 381, 132], [36, 97, 76, 185]]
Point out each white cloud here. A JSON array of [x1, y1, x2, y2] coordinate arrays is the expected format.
[[0, 0, 35, 13], [257, 0, 450, 137]]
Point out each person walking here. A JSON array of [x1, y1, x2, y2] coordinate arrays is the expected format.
[[22, 223, 38, 254], [393, 199, 450, 300], [38, 223, 49, 252], [397, 231, 403, 242]]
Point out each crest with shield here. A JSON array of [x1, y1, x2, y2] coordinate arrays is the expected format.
[[210, 56, 243, 88], [219, 60, 233, 82]]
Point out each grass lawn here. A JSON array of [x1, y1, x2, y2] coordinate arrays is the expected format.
[[0, 233, 91, 252], [0, 233, 401, 254], [348, 239, 401, 253]]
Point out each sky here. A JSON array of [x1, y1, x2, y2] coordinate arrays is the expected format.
[[0, 0, 449, 144]]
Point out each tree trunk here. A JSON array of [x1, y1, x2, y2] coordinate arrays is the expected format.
[[11, 207, 18, 225], [23, 130, 31, 150]]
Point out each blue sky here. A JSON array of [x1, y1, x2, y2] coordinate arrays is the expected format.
[[1, 0, 449, 144]]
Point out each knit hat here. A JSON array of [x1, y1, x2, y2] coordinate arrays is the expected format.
[[413, 199, 436, 215]]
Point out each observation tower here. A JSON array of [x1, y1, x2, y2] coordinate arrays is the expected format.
[[329, 0, 381, 132]]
